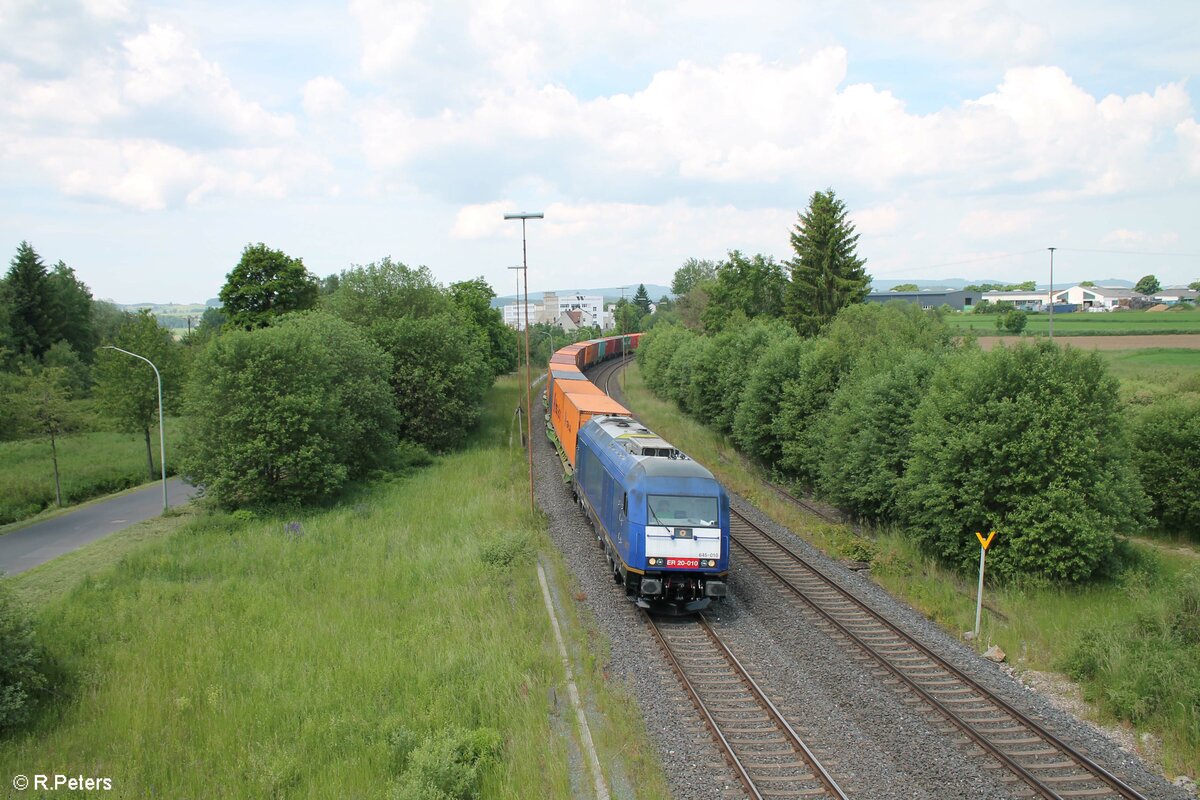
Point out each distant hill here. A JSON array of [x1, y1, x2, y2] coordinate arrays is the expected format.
[[492, 284, 674, 308]]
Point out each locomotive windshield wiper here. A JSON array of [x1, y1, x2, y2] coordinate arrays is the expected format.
[[648, 503, 670, 529]]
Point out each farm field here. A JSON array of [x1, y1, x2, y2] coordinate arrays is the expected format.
[[619, 361, 1200, 779], [975, 334, 1200, 351], [0, 375, 668, 799], [0, 423, 184, 528], [946, 308, 1200, 336]]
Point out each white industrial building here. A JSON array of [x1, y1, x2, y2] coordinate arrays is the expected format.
[[503, 291, 614, 331]]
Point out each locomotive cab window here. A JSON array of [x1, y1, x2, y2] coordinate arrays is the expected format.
[[647, 495, 718, 527]]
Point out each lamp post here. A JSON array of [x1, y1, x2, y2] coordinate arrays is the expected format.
[[103, 345, 167, 513], [505, 211, 544, 512], [1048, 247, 1056, 340]]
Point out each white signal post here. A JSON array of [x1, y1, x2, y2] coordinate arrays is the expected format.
[[974, 530, 996, 640]]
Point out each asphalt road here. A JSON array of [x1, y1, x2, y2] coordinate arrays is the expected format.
[[0, 477, 199, 576]]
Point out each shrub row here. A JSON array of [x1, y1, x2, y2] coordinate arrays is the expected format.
[[637, 302, 1164, 582]]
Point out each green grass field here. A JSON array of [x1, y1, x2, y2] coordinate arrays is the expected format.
[[621, 362, 1199, 778], [0, 376, 669, 798], [0, 423, 184, 527], [1093, 348, 1200, 404], [945, 309, 1200, 335]]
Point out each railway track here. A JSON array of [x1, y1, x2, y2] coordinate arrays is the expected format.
[[731, 511, 1149, 800], [644, 611, 849, 800]]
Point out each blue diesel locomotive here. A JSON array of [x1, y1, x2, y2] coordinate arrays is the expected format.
[[574, 414, 730, 612]]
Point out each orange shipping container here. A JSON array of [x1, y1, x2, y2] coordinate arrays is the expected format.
[[552, 383, 629, 468]]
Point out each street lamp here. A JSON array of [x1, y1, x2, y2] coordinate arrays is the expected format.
[[102, 345, 167, 513], [1048, 247, 1057, 340], [504, 211, 544, 512]]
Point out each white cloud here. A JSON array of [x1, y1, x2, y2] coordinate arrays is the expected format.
[[451, 201, 514, 240], [3, 136, 332, 211], [122, 23, 294, 140], [303, 76, 349, 118], [1178, 119, 1200, 176], [852, 203, 904, 236], [359, 50, 1196, 204], [350, 0, 429, 79], [1100, 229, 1180, 247], [856, 0, 1048, 62], [958, 209, 1037, 238]]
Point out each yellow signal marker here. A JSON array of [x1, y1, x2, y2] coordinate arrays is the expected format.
[[976, 530, 996, 550]]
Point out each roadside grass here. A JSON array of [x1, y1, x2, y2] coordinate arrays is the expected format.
[[0, 422, 183, 527], [622, 361, 1200, 779], [0, 375, 670, 799], [943, 309, 1200, 336]]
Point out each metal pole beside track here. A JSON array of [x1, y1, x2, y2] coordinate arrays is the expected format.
[[505, 211, 544, 513]]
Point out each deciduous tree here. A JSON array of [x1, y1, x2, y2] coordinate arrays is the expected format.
[[93, 311, 183, 479], [181, 312, 398, 507], [17, 369, 78, 507], [701, 250, 787, 332], [785, 190, 869, 337], [898, 341, 1146, 583], [1130, 397, 1200, 533], [1134, 274, 1161, 295], [450, 277, 517, 377], [46, 261, 96, 361], [671, 258, 717, 296], [219, 243, 318, 329], [890, 283, 919, 292]]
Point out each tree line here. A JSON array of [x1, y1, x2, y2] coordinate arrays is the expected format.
[[632, 190, 1198, 583], [0, 240, 518, 511]]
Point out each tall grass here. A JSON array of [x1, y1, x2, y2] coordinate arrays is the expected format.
[[0, 423, 183, 526], [622, 361, 1200, 778], [0, 376, 670, 798], [1094, 348, 1200, 404]]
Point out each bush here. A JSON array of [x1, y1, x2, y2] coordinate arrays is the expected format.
[[817, 349, 944, 521], [996, 309, 1028, 333], [776, 339, 848, 483], [732, 334, 811, 464], [0, 580, 47, 733], [690, 319, 792, 433], [371, 313, 492, 452], [898, 341, 1147, 583], [1130, 396, 1200, 535], [390, 726, 501, 800], [662, 335, 708, 413], [180, 312, 400, 508], [636, 324, 695, 398], [776, 303, 956, 484]]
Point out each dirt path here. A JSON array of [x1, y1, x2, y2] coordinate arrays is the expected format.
[[975, 334, 1200, 351]]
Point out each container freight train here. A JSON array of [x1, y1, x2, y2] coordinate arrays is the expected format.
[[545, 334, 730, 613]]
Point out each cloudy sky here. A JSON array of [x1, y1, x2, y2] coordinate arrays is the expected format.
[[2, 1, 1198, 303]]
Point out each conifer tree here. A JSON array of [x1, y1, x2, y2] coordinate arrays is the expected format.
[[633, 284, 652, 315], [2, 242, 56, 359], [785, 190, 869, 337]]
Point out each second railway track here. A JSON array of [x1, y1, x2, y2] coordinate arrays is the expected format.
[[645, 611, 849, 800], [732, 512, 1149, 800]]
